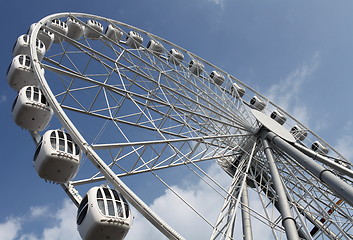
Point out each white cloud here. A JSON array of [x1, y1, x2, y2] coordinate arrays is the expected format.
[[126, 163, 233, 239], [0, 95, 6, 103], [40, 199, 80, 240], [335, 121, 353, 161], [335, 135, 353, 161], [29, 206, 49, 218], [0, 199, 80, 240], [265, 52, 321, 126], [0, 217, 21, 240], [19, 233, 39, 240], [208, 0, 224, 7]]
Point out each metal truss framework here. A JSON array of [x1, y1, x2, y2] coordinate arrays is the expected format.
[[24, 12, 353, 239]]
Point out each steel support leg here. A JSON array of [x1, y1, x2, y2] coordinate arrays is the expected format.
[[264, 130, 353, 207], [293, 142, 353, 179], [241, 185, 253, 240], [262, 139, 300, 240]]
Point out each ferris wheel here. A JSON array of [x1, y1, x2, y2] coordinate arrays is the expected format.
[[7, 12, 353, 239]]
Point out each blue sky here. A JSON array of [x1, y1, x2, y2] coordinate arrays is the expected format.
[[1, 0, 353, 239]]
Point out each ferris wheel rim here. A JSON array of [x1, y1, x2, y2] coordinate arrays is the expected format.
[[26, 12, 353, 239]]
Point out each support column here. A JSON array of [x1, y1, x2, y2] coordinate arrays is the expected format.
[[241, 185, 253, 240], [293, 142, 353, 179], [264, 130, 353, 207], [262, 139, 300, 240]]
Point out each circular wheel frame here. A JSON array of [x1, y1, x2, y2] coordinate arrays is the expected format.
[[27, 12, 353, 240]]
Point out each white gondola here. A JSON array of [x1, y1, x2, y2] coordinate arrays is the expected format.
[[230, 82, 245, 98], [84, 19, 103, 40], [12, 34, 46, 61], [126, 31, 143, 49], [28, 23, 54, 51], [311, 141, 329, 155], [210, 70, 225, 86], [77, 186, 132, 240], [270, 110, 286, 125], [12, 86, 53, 131], [66, 17, 84, 40], [249, 96, 266, 111], [290, 125, 307, 141], [105, 24, 123, 43], [168, 48, 184, 66], [46, 19, 68, 43], [7, 55, 44, 91], [147, 39, 164, 56], [189, 60, 204, 76], [33, 130, 81, 183]]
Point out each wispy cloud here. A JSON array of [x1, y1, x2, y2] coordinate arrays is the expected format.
[[40, 200, 80, 240], [208, 0, 225, 7], [334, 121, 353, 161], [0, 95, 7, 103], [0, 217, 21, 240], [265, 51, 321, 126], [0, 199, 80, 240], [126, 163, 230, 239], [19, 233, 39, 240], [335, 135, 353, 161], [0, 205, 51, 240], [29, 205, 50, 218]]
